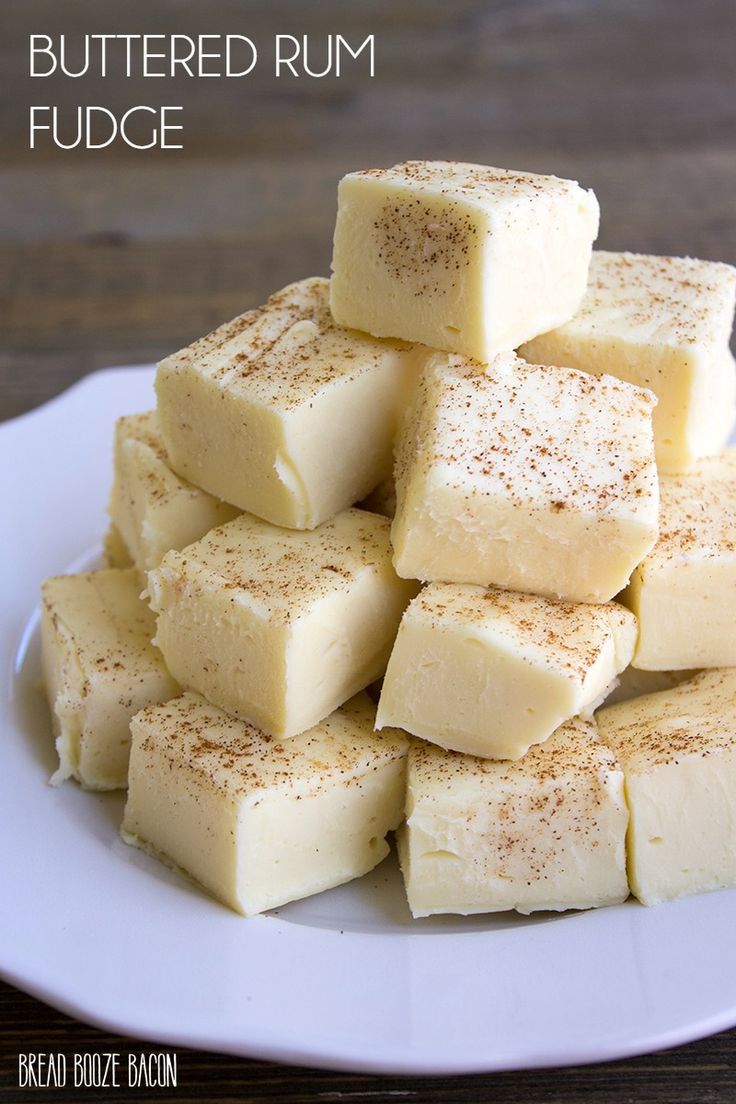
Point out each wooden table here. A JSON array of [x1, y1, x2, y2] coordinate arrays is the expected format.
[[2, 1, 735, 1099]]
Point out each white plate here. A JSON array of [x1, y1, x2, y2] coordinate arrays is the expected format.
[[3, 366, 736, 1076]]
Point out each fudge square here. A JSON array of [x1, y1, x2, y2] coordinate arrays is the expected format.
[[147, 509, 418, 739], [122, 691, 408, 916], [376, 584, 637, 760], [155, 277, 423, 530], [597, 669, 736, 906], [109, 411, 239, 573], [40, 568, 179, 790], [391, 352, 659, 603], [398, 717, 629, 918], [622, 449, 736, 670], [520, 251, 736, 473], [329, 160, 599, 361]]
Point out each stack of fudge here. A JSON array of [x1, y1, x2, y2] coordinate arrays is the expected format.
[[40, 161, 736, 918]]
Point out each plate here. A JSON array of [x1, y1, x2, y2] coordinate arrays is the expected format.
[[3, 366, 736, 1075]]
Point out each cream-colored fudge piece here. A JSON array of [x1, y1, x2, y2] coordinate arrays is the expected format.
[[155, 277, 423, 530], [102, 524, 133, 570], [520, 252, 736, 473], [622, 449, 736, 669], [148, 509, 418, 739], [122, 691, 408, 916], [597, 669, 736, 906], [392, 352, 659, 602], [40, 569, 179, 790], [109, 411, 239, 573], [602, 666, 698, 708], [376, 584, 636, 760], [330, 161, 599, 361], [398, 718, 628, 917]]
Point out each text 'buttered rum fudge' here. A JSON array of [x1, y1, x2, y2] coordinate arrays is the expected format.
[[376, 584, 637, 759], [147, 509, 418, 739], [398, 718, 629, 917], [520, 251, 736, 473], [122, 691, 408, 916], [391, 352, 659, 602], [597, 669, 736, 906], [109, 412, 239, 573], [622, 449, 736, 669], [41, 569, 179, 790], [156, 277, 424, 530], [330, 160, 599, 360]]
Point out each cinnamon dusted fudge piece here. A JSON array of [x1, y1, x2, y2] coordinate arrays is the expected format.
[[109, 412, 239, 573], [391, 352, 659, 602], [40, 568, 179, 790], [122, 691, 408, 916], [376, 584, 636, 759], [155, 277, 424, 530], [398, 717, 629, 917], [147, 509, 418, 739], [330, 160, 599, 360], [622, 449, 736, 669], [521, 251, 736, 473], [597, 669, 736, 906]]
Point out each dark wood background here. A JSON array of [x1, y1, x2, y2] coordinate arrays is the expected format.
[[2, 0, 736, 1099]]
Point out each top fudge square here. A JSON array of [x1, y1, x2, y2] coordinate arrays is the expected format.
[[155, 277, 423, 530], [330, 160, 600, 361]]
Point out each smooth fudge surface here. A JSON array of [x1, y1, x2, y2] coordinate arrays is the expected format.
[[597, 669, 736, 906], [147, 509, 418, 739], [622, 449, 736, 669], [391, 352, 659, 602], [520, 251, 736, 473], [330, 160, 599, 360], [122, 691, 408, 916], [109, 411, 239, 573], [398, 717, 629, 917], [155, 277, 424, 530], [376, 583, 637, 759], [40, 568, 179, 790]]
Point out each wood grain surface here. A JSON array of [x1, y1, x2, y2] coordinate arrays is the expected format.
[[2, 0, 736, 1099]]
